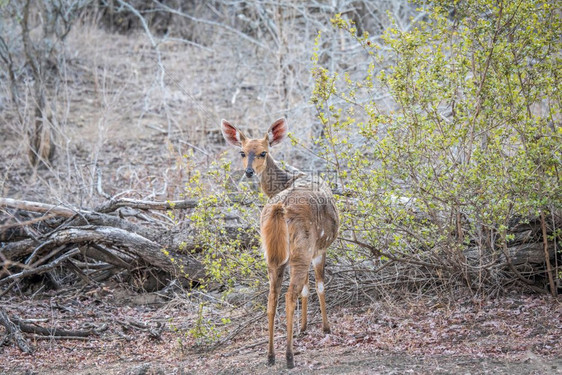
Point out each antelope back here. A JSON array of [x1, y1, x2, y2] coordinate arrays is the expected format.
[[270, 176, 339, 251]]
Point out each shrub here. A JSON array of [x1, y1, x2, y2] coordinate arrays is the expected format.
[[312, 0, 561, 295]]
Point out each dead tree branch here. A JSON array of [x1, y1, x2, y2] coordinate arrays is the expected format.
[[0, 196, 258, 289], [0, 308, 33, 354]]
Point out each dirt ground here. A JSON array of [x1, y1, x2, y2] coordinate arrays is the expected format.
[[1, 286, 560, 375], [20, 350, 562, 375]]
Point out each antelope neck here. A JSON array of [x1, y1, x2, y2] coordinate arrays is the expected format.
[[259, 154, 296, 198]]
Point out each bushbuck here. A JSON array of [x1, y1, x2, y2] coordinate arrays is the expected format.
[[221, 118, 339, 369]]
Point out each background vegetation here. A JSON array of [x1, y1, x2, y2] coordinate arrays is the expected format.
[[1, 0, 560, 351], [313, 0, 561, 298]]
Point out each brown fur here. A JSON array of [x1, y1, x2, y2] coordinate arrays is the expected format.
[[260, 202, 289, 268]]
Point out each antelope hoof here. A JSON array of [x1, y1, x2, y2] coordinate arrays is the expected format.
[[267, 354, 275, 366], [323, 326, 331, 334], [286, 352, 295, 369]]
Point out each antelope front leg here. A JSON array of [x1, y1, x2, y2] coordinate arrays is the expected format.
[[267, 265, 285, 366]]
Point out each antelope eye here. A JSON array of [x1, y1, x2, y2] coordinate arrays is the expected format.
[[260, 151, 267, 157], [240, 152, 246, 158]]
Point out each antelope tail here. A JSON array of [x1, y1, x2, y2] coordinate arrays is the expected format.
[[261, 202, 289, 267]]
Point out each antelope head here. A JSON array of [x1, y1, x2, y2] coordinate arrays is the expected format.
[[221, 118, 288, 178]]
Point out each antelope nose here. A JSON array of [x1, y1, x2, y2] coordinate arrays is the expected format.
[[245, 168, 254, 178]]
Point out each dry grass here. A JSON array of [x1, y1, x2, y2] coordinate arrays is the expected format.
[[0, 15, 327, 206]]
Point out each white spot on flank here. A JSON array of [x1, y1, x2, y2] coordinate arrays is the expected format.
[[312, 254, 323, 267], [320, 229, 325, 238], [317, 281, 324, 294], [301, 285, 309, 297]]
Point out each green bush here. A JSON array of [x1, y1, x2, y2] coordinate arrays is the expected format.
[[312, 0, 560, 292]]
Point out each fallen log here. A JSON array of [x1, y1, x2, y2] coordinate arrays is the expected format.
[[95, 197, 199, 213], [0, 197, 256, 254], [1, 197, 259, 289], [1, 226, 204, 283], [0, 198, 84, 218], [11, 317, 94, 338]]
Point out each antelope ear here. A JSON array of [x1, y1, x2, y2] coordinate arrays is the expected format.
[[221, 119, 246, 147], [266, 118, 288, 147]]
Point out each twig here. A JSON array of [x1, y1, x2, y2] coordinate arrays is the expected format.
[[153, 1, 269, 51], [65, 258, 95, 285], [0, 248, 79, 286], [0, 281, 18, 297], [540, 210, 556, 297], [0, 197, 86, 218], [210, 312, 265, 350], [223, 338, 268, 356], [12, 317, 94, 338], [29, 335, 90, 341], [0, 307, 33, 354], [25, 241, 57, 265], [96, 168, 111, 199], [0, 213, 57, 231], [86, 243, 133, 270]]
